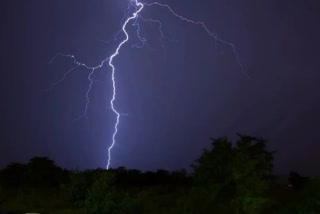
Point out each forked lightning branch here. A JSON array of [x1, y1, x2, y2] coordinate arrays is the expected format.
[[50, 0, 245, 169]]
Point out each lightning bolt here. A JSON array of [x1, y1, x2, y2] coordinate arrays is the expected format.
[[50, 0, 247, 170], [106, 1, 144, 169]]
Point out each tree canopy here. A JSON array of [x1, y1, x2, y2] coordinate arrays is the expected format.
[[192, 134, 275, 213]]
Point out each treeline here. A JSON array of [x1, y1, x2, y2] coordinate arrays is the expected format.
[[0, 157, 190, 189], [0, 134, 319, 214]]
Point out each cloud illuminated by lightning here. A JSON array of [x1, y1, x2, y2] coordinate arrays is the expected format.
[[50, 0, 247, 170]]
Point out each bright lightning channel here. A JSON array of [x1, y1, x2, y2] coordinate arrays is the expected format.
[[50, 0, 247, 170], [106, 1, 144, 169]]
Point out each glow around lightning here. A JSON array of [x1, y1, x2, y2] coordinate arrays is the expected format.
[[51, 0, 246, 170]]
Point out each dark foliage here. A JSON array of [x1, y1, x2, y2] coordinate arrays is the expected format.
[[0, 134, 319, 214]]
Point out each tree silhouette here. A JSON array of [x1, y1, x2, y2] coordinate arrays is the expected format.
[[0, 162, 26, 188], [84, 171, 116, 214], [192, 134, 275, 214], [192, 137, 233, 185], [232, 134, 275, 214], [23, 156, 66, 188]]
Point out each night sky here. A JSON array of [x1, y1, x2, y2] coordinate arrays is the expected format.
[[1, 0, 320, 176]]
